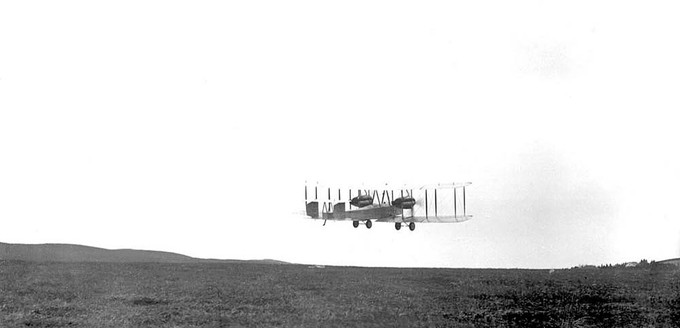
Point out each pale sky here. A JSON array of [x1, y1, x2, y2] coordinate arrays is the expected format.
[[1, 1, 679, 268]]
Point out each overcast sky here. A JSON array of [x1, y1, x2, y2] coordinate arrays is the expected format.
[[1, 1, 679, 268]]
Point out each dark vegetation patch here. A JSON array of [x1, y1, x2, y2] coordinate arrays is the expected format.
[[131, 297, 170, 306], [0, 261, 678, 327], [474, 284, 646, 327]]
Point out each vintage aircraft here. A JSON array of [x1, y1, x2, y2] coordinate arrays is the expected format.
[[304, 182, 472, 231]]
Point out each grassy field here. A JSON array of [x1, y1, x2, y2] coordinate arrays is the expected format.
[[1, 261, 679, 327]]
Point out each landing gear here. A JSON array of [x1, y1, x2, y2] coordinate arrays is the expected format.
[[395, 222, 402, 230], [409, 222, 416, 231], [353, 221, 359, 228], [366, 220, 372, 229]]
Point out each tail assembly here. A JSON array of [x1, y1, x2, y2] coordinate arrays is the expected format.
[[304, 182, 319, 218], [306, 201, 319, 218]]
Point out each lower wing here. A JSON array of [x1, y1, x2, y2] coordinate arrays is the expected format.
[[412, 215, 473, 223], [376, 215, 473, 223]]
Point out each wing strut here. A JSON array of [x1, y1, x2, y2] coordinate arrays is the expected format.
[[463, 186, 466, 217], [425, 189, 428, 219], [349, 189, 352, 209], [434, 189, 438, 217], [454, 187, 457, 217]]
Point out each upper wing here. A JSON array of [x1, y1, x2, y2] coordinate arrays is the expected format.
[[418, 182, 472, 190], [357, 182, 472, 191]]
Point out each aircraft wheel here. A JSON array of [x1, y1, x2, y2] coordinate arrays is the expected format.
[[409, 222, 416, 231], [395, 222, 401, 230], [353, 221, 359, 228], [366, 220, 372, 229]]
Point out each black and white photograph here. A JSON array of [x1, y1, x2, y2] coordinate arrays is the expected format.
[[1, 1, 679, 327]]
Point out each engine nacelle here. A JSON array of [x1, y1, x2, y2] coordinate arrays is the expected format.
[[350, 194, 373, 208], [392, 197, 416, 209]]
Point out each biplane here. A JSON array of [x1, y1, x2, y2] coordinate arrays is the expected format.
[[304, 182, 472, 231]]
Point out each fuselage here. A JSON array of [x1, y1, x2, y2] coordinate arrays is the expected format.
[[322, 203, 401, 221]]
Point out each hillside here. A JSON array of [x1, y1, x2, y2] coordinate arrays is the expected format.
[[0, 242, 285, 264], [658, 258, 680, 266]]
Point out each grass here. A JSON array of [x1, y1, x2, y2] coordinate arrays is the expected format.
[[1, 261, 679, 327]]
